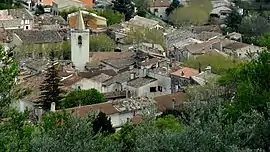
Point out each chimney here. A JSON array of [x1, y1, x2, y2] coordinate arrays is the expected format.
[[152, 43, 154, 49], [7, 9, 10, 15], [50, 102, 56, 112], [172, 98, 175, 109], [205, 66, 212, 74], [130, 72, 135, 80]]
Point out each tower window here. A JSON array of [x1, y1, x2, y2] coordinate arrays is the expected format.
[[78, 35, 82, 45]]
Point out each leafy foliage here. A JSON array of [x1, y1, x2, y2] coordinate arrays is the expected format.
[[219, 51, 270, 121], [0, 47, 19, 118], [61, 89, 107, 109], [112, 0, 135, 21], [155, 115, 184, 131], [125, 27, 165, 48], [166, 0, 181, 16], [224, 7, 243, 33], [134, 0, 150, 17], [239, 15, 270, 44], [258, 33, 270, 49], [89, 35, 116, 52], [38, 52, 63, 111], [98, 9, 124, 25], [92, 112, 115, 135]]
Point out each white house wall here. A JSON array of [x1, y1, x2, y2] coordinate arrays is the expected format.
[[150, 7, 168, 20]]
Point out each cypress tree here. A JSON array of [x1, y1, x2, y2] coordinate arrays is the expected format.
[[38, 51, 62, 111], [112, 0, 134, 21]]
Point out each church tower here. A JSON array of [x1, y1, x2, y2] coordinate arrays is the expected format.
[[71, 10, 89, 71]]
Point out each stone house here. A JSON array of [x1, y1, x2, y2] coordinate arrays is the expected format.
[[170, 67, 199, 92], [11, 29, 66, 59], [222, 42, 264, 59], [127, 15, 163, 30], [0, 8, 34, 30], [212, 38, 264, 59], [34, 14, 68, 30], [64, 97, 156, 128], [150, 0, 171, 20]]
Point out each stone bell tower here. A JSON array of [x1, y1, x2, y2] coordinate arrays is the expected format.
[[71, 10, 89, 71]]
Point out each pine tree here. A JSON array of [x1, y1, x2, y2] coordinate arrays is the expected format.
[[92, 112, 115, 135], [38, 51, 62, 111], [112, 0, 134, 21]]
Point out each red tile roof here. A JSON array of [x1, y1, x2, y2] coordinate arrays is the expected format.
[[154, 92, 186, 112], [61, 74, 83, 86], [64, 102, 118, 117], [171, 67, 199, 79], [152, 0, 171, 7]]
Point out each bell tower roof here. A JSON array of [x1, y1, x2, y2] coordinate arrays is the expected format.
[[75, 10, 85, 30]]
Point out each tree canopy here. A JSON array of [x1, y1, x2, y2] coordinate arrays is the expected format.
[[112, 0, 135, 21], [89, 35, 116, 52], [125, 28, 165, 48], [61, 89, 107, 109], [0, 47, 19, 118]]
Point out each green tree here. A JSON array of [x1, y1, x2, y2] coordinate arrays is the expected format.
[[125, 27, 165, 48], [92, 112, 115, 135], [134, 0, 150, 17], [0, 47, 19, 118], [155, 115, 184, 131], [61, 89, 107, 109], [89, 35, 116, 52], [166, 0, 181, 16], [185, 54, 243, 75], [224, 7, 243, 33], [112, 0, 135, 21], [38, 52, 63, 111], [35, 4, 45, 15], [219, 51, 270, 121], [97, 9, 124, 25], [258, 33, 270, 49], [0, 109, 38, 151], [239, 15, 270, 44]]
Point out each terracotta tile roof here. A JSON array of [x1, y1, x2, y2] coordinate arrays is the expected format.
[[90, 52, 135, 63], [152, 0, 171, 7], [14, 30, 63, 44], [171, 67, 199, 79], [64, 102, 118, 117], [61, 74, 83, 86], [80, 0, 93, 8], [19, 74, 45, 102], [154, 92, 186, 112], [131, 115, 143, 125], [42, 0, 55, 5]]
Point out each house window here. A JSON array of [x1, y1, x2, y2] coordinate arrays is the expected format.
[[154, 8, 158, 13], [78, 35, 82, 45], [25, 26, 28, 30], [160, 15, 163, 18], [150, 87, 157, 92], [158, 86, 162, 92]]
